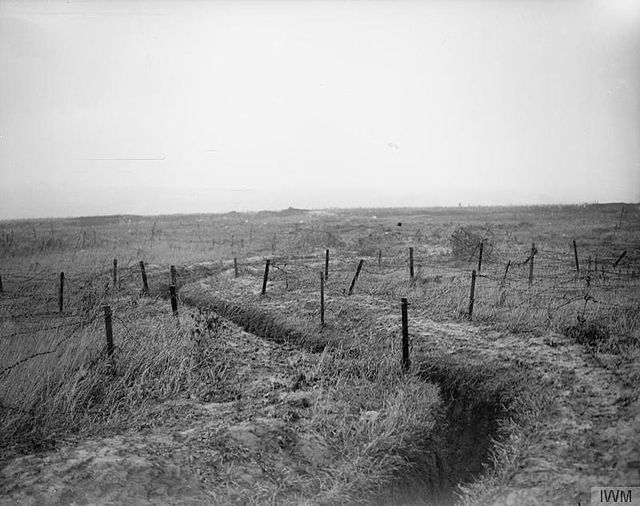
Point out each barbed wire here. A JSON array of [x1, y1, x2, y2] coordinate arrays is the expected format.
[[0, 314, 100, 379]]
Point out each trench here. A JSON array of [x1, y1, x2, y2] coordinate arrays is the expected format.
[[179, 289, 520, 505]]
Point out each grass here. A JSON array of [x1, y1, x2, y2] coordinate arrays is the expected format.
[[1, 202, 639, 503]]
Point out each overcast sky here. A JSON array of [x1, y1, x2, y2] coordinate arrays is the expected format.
[[0, 0, 638, 219]]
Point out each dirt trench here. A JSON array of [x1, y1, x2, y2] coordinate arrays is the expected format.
[[179, 287, 516, 505], [180, 276, 640, 505]]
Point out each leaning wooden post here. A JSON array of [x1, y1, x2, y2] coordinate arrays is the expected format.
[[320, 271, 325, 327], [409, 247, 415, 279], [170, 265, 177, 286], [572, 240, 580, 274], [261, 259, 270, 295], [0, 274, 3, 294], [325, 249, 330, 280], [477, 241, 484, 272], [112, 258, 118, 289], [139, 260, 149, 295], [233, 257, 239, 278], [528, 243, 535, 287], [58, 271, 65, 313], [501, 260, 511, 287], [613, 250, 627, 268], [468, 270, 476, 318], [401, 298, 410, 371], [169, 285, 178, 317], [103, 305, 114, 356], [348, 259, 365, 295], [616, 205, 624, 230]]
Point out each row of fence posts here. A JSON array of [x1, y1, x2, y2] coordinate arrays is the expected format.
[[4, 242, 634, 367], [9, 238, 632, 316], [100, 263, 182, 357]]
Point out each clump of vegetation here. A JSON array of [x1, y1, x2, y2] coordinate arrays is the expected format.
[[564, 316, 611, 350]]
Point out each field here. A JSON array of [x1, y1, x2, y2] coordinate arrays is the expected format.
[[0, 203, 639, 505]]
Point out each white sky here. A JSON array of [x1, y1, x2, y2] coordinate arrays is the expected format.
[[0, 0, 638, 219]]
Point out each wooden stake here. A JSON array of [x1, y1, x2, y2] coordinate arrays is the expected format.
[[378, 249, 382, 269], [477, 241, 484, 272], [112, 258, 118, 289], [261, 259, 270, 295], [501, 260, 511, 287], [139, 260, 149, 295], [0, 274, 3, 293], [58, 272, 65, 313], [573, 240, 580, 274], [528, 243, 535, 287], [233, 257, 239, 278], [409, 247, 415, 279], [468, 270, 476, 318], [325, 249, 330, 280], [401, 298, 410, 371], [103, 305, 114, 356], [616, 205, 624, 230], [170, 265, 177, 286], [320, 271, 325, 327], [348, 259, 364, 296], [613, 250, 627, 268], [169, 285, 178, 316]]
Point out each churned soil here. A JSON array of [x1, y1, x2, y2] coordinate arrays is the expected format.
[[0, 318, 343, 505]]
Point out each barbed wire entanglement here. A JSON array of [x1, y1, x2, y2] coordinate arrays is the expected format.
[[1, 210, 639, 427]]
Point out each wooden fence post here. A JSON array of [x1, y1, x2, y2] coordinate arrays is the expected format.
[[261, 259, 270, 295], [233, 257, 239, 278], [616, 205, 624, 230], [528, 243, 535, 287], [112, 258, 118, 289], [320, 271, 325, 327], [325, 249, 330, 280], [501, 260, 511, 287], [82, 231, 86, 249], [58, 272, 65, 313], [0, 274, 3, 294], [348, 259, 365, 295], [409, 247, 414, 279], [468, 270, 476, 318], [478, 241, 484, 272], [103, 305, 114, 356], [573, 240, 580, 274], [170, 265, 177, 286], [169, 285, 178, 316], [139, 260, 149, 295], [378, 249, 382, 269], [401, 298, 410, 371], [613, 250, 627, 268]]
